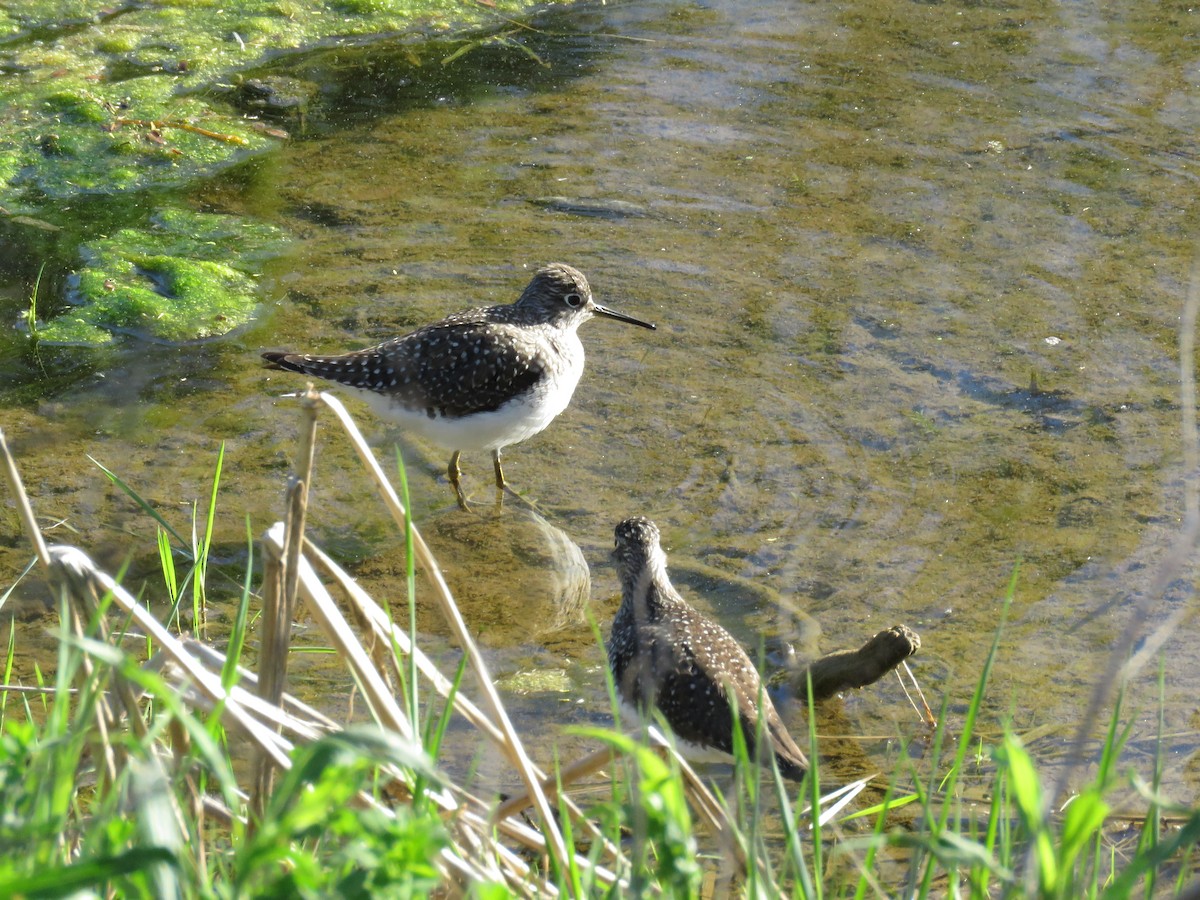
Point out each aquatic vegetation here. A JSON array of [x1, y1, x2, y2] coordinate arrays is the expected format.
[[1, 0, 570, 343], [38, 208, 290, 344], [0, 399, 1195, 896]]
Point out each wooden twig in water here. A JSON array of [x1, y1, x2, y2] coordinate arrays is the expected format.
[[110, 116, 250, 145], [795, 624, 921, 702]]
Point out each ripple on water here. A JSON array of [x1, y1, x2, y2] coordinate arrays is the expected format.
[[2, 0, 1199, 799]]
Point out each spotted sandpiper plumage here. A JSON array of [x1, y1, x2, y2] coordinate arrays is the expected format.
[[262, 264, 655, 508], [607, 516, 809, 781]]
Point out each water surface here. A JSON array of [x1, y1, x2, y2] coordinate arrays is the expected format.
[[4, 0, 1199, 811]]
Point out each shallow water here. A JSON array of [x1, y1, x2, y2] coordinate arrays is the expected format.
[[4, 0, 1200, 814]]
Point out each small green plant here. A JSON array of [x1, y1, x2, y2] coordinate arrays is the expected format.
[[24, 263, 45, 339], [2, 406, 1198, 897], [605, 728, 704, 895], [234, 728, 448, 898], [90, 444, 225, 639]]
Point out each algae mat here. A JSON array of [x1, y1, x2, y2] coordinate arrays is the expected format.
[[0, 0, 570, 344]]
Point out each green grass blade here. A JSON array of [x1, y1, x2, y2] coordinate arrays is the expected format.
[[0, 555, 38, 620], [805, 668, 823, 899], [221, 515, 255, 691], [0, 847, 180, 896], [395, 445, 418, 735], [89, 456, 189, 550], [0, 618, 15, 731], [192, 441, 225, 636], [157, 526, 180, 631], [995, 732, 1057, 893]]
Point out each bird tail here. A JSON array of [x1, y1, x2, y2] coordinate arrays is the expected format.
[[261, 351, 309, 374]]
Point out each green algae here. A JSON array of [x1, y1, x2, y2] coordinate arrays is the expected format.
[[35, 208, 288, 345], [2, 0, 567, 205], [2, 0, 570, 343]]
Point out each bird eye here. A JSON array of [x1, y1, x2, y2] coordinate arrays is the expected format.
[[564, 292, 584, 308]]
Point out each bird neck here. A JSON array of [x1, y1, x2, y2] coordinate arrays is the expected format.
[[619, 551, 676, 619]]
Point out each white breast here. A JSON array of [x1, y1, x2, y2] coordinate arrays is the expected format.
[[356, 331, 586, 452]]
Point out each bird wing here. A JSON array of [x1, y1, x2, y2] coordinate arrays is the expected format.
[[656, 663, 739, 755], [650, 606, 747, 755], [267, 316, 546, 418], [666, 606, 808, 774]]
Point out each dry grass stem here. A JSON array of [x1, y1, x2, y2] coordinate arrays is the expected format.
[[252, 510, 288, 815], [281, 386, 320, 614], [302, 536, 505, 745], [491, 743, 619, 822], [0, 428, 49, 568], [180, 638, 341, 732], [45, 545, 295, 770], [312, 390, 573, 873], [897, 659, 936, 727], [263, 522, 416, 744], [1051, 251, 1200, 816]]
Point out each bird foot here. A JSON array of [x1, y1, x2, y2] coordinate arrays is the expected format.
[[498, 482, 547, 516]]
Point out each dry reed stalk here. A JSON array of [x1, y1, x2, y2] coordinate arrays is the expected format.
[[491, 743, 620, 822], [263, 522, 417, 744], [472, 807, 622, 891], [0, 424, 610, 895], [302, 532, 628, 865], [281, 388, 319, 622], [0, 429, 49, 568], [153, 645, 334, 744], [180, 638, 341, 732], [257, 450, 308, 713], [253, 389, 320, 813], [0, 429, 301, 774], [44, 545, 297, 770], [48, 554, 495, 889], [308, 390, 575, 877], [251, 517, 286, 816], [302, 537, 504, 743]]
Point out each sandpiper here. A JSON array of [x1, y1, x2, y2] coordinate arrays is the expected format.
[[607, 516, 809, 781], [263, 264, 655, 508]]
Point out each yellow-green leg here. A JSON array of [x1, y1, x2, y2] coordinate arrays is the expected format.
[[448, 451, 469, 510], [493, 449, 544, 512], [492, 449, 507, 490]]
